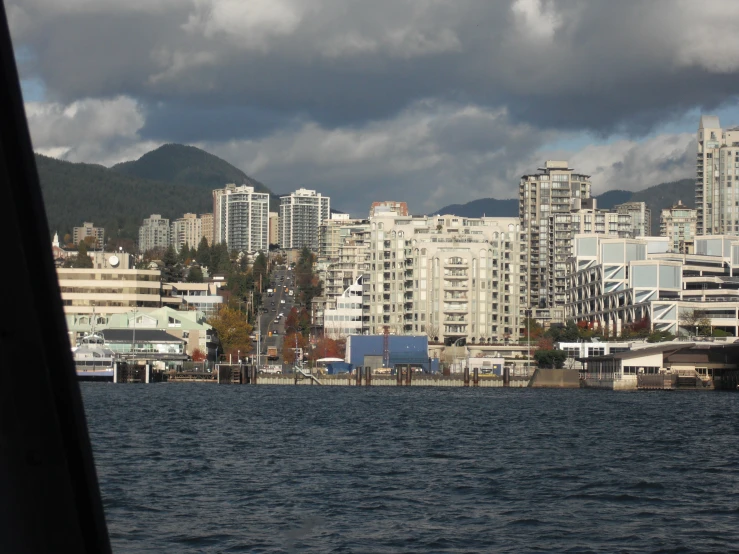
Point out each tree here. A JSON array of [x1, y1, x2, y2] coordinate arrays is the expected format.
[[191, 348, 207, 362], [522, 317, 544, 340], [285, 306, 311, 337], [187, 266, 204, 283], [534, 349, 568, 369], [697, 314, 712, 337], [196, 237, 211, 268], [647, 330, 675, 343], [81, 235, 98, 250], [208, 306, 253, 360], [252, 252, 268, 289], [72, 241, 94, 268], [311, 336, 345, 361], [283, 332, 309, 365], [161, 245, 181, 282], [679, 309, 703, 337], [622, 316, 651, 339]]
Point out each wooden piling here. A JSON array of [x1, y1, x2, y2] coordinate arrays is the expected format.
[[365, 366, 372, 386], [463, 366, 470, 387], [473, 367, 479, 387]]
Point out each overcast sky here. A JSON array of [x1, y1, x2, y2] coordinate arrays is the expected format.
[[9, 0, 739, 215]]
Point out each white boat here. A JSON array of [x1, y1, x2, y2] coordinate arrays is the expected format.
[[72, 333, 118, 381]]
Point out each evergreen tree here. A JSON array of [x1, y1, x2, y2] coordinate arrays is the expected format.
[[187, 266, 204, 283], [162, 245, 180, 282], [72, 241, 94, 268], [252, 251, 268, 287], [195, 237, 211, 268]]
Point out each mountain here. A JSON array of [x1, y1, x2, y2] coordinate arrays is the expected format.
[[36, 154, 213, 241], [592, 189, 632, 210], [629, 178, 695, 234], [37, 144, 282, 241], [433, 198, 518, 217], [112, 143, 280, 210], [112, 143, 267, 193], [434, 178, 696, 235]]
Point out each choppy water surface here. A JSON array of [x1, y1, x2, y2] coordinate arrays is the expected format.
[[81, 384, 739, 553]]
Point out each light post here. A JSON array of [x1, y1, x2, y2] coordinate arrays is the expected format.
[[131, 306, 137, 366]]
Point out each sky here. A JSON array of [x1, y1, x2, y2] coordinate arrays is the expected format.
[[9, 0, 739, 216]]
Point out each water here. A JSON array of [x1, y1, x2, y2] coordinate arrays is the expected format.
[[81, 384, 739, 553]]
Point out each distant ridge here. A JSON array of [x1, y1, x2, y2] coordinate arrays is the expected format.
[[38, 144, 283, 240], [434, 179, 695, 235]]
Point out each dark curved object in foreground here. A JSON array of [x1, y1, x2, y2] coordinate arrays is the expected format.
[[0, 1, 111, 552]]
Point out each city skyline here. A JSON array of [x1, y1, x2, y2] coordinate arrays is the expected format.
[[10, 0, 739, 215]]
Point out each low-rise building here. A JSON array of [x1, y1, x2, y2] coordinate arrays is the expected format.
[[65, 306, 216, 357], [162, 282, 224, 316], [567, 234, 739, 337], [57, 267, 161, 316]]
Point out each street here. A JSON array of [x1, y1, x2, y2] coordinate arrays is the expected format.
[[257, 267, 295, 370]]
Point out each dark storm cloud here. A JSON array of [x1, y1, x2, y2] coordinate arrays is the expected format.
[[10, 0, 739, 213], [139, 102, 299, 142], [11, 0, 739, 139]]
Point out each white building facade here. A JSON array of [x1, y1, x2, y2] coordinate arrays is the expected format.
[[138, 214, 171, 253], [213, 184, 270, 254], [696, 115, 739, 236], [362, 214, 526, 345], [279, 188, 330, 251]]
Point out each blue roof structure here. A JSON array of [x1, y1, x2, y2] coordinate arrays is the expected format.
[[347, 335, 435, 371]]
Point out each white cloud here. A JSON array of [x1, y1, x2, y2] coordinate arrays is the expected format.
[[183, 0, 303, 49], [25, 96, 161, 165], [568, 132, 695, 193]]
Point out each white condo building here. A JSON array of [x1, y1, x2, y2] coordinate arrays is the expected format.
[[696, 115, 739, 236], [213, 184, 270, 253], [279, 188, 330, 251], [139, 214, 170, 253], [362, 214, 526, 345], [171, 213, 202, 253]]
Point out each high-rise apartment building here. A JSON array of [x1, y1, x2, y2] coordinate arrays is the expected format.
[[268, 212, 279, 246], [138, 214, 170, 253], [616, 202, 651, 237], [319, 213, 369, 263], [279, 188, 330, 251], [213, 184, 270, 253], [73, 222, 104, 247], [696, 115, 739, 236], [660, 200, 697, 253], [200, 213, 214, 246], [361, 214, 526, 344], [171, 213, 202, 253], [519, 161, 591, 320]]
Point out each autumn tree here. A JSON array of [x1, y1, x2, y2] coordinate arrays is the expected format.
[[285, 306, 311, 337], [283, 332, 309, 365], [208, 305, 253, 360], [191, 348, 207, 362], [311, 336, 345, 360]]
